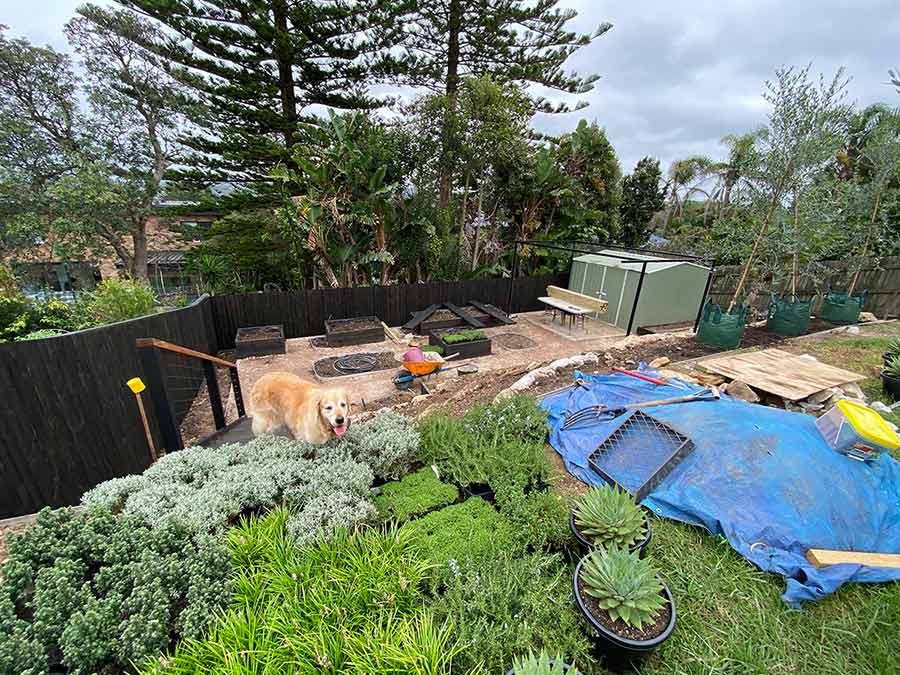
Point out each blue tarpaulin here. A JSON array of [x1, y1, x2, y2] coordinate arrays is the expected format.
[[542, 370, 900, 605]]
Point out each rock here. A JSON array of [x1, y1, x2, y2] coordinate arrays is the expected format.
[[725, 380, 760, 403], [870, 401, 893, 414], [796, 353, 819, 362], [411, 394, 431, 405], [798, 401, 824, 413], [649, 356, 670, 368], [659, 368, 699, 384], [806, 388, 838, 405], [845, 325, 861, 335], [839, 382, 866, 401], [859, 311, 877, 323]]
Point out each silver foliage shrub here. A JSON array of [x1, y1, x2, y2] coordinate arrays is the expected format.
[[339, 409, 420, 479]]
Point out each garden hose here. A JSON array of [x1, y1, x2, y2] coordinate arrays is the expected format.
[[334, 353, 378, 374]]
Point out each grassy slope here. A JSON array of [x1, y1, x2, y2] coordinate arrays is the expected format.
[[576, 325, 900, 675]]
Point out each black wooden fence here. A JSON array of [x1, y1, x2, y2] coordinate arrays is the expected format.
[[0, 274, 564, 518], [0, 297, 216, 518], [210, 273, 566, 347]]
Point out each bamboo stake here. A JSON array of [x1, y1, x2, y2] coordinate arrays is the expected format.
[[727, 184, 784, 313]]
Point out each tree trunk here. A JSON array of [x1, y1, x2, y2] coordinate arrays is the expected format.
[[131, 224, 149, 280], [848, 189, 883, 295], [471, 185, 483, 271], [727, 188, 782, 313], [272, 0, 298, 149], [438, 0, 462, 207], [458, 172, 470, 268]]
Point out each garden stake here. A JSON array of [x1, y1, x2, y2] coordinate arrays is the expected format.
[[127, 377, 158, 463]]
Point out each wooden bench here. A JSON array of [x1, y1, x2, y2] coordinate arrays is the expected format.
[[538, 286, 608, 331]]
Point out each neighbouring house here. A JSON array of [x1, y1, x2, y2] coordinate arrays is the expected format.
[[5, 211, 220, 299]]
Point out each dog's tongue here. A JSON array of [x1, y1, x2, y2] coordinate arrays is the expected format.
[[333, 424, 348, 438]]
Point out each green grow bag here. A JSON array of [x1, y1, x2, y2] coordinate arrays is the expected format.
[[819, 291, 865, 324], [696, 301, 747, 350], [767, 295, 812, 336]]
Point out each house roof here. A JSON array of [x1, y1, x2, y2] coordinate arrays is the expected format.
[[147, 250, 186, 265], [573, 250, 709, 274]]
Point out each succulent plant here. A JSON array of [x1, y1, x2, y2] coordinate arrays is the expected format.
[[512, 651, 570, 674], [885, 355, 900, 378], [886, 337, 900, 358], [579, 546, 667, 629], [573, 486, 645, 548]]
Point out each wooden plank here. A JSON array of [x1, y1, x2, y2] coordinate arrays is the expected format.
[[402, 303, 441, 332], [699, 348, 866, 400], [445, 301, 485, 328], [135, 338, 236, 368], [468, 299, 514, 325], [807, 548, 900, 569], [547, 285, 609, 313]]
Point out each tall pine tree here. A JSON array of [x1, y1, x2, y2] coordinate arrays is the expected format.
[[397, 0, 611, 203], [107, 0, 400, 200]]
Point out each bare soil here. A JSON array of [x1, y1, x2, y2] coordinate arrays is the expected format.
[[314, 351, 398, 379], [576, 575, 672, 641], [180, 349, 237, 446], [493, 332, 538, 350], [236, 325, 283, 342], [326, 317, 382, 334]]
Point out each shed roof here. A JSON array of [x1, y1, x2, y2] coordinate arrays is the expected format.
[[573, 250, 708, 274]]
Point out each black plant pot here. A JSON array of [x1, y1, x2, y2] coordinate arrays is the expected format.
[[506, 660, 578, 675], [569, 511, 652, 559], [882, 371, 900, 401], [462, 482, 495, 503], [573, 557, 676, 671]]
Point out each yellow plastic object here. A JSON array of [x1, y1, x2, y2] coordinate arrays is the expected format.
[[836, 399, 900, 450], [127, 377, 146, 394]]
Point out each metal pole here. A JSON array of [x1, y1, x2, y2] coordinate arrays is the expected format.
[[506, 241, 519, 316], [694, 266, 715, 332], [625, 261, 648, 336]]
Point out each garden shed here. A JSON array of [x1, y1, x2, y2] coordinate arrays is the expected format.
[[568, 250, 711, 332]]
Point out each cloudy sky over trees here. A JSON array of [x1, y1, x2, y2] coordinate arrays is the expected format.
[[4, 0, 898, 170]]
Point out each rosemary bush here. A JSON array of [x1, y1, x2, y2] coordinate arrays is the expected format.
[[141, 508, 466, 674], [495, 478, 571, 551], [82, 434, 376, 542], [573, 486, 646, 549], [579, 546, 667, 629], [374, 467, 459, 521], [0, 507, 230, 674]]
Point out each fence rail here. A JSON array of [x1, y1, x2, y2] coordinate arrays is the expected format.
[[708, 256, 900, 317]]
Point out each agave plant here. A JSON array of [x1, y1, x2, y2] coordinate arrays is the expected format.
[[579, 546, 667, 629], [512, 651, 569, 675], [887, 338, 900, 359], [574, 486, 646, 548], [885, 355, 900, 379]]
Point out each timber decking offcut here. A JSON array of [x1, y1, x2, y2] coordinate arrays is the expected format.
[[698, 347, 866, 401]]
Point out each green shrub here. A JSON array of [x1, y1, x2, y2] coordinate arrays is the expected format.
[[142, 508, 466, 674], [83, 278, 157, 324], [512, 652, 571, 675], [573, 486, 646, 549], [338, 409, 420, 479], [579, 545, 666, 629], [374, 467, 458, 521], [417, 395, 550, 488], [17, 328, 65, 341], [495, 479, 571, 552], [32, 297, 81, 331], [0, 295, 32, 341], [400, 498, 519, 586], [0, 507, 231, 674], [433, 551, 592, 674], [82, 434, 377, 543], [440, 328, 487, 344]]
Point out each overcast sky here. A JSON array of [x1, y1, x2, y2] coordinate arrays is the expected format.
[[3, 0, 899, 174]]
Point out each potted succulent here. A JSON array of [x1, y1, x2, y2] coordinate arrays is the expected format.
[[570, 486, 651, 558], [573, 546, 676, 669], [882, 337, 900, 366], [883, 355, 900, 400], [507, 651, 579, 675]]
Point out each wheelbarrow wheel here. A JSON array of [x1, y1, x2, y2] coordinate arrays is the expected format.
[[393, 368, 413, 390]]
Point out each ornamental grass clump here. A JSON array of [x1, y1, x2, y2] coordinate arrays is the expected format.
[[0, 507, 230, 674], [512, 651, 571, 674], [579, 546, 666, 629], [574, 486, 646, 549]]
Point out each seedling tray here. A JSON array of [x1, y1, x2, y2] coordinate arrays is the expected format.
[[587, 410, 695, 502], [429, 330, 492, 359]]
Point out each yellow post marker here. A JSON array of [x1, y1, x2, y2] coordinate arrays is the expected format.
[[127, 377, 158, 463]]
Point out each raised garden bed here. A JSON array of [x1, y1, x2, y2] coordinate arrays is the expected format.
[[429, 327, 492, 359], [325, 316, 385, 347], [236, 324, 285, 359], [313, 350, 397, 378], [421, 306, 492, 332]]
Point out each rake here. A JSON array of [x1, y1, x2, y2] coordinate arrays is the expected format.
[[563, 386, 720, 429]]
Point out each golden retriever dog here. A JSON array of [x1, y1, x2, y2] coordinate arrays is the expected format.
[[249, 372, 351, 445]]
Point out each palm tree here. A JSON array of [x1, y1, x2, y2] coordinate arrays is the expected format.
[[662, 155, 713, 228]]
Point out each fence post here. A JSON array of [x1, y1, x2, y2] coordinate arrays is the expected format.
[[230, 367, 246, 418], [203, 360, 226, 430], [625, 261, 648, 336], [694, 266, 715, 332], [136, 341, 183, 453]]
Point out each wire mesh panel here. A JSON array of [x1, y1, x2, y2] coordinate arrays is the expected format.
[[588, 410, 695, 502]]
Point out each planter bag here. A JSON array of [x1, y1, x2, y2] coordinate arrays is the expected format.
[[819, 291, 865, 324], [695, 301, 747, 350], [767, 295, 812, 336], [542, 370, 900, 606]]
